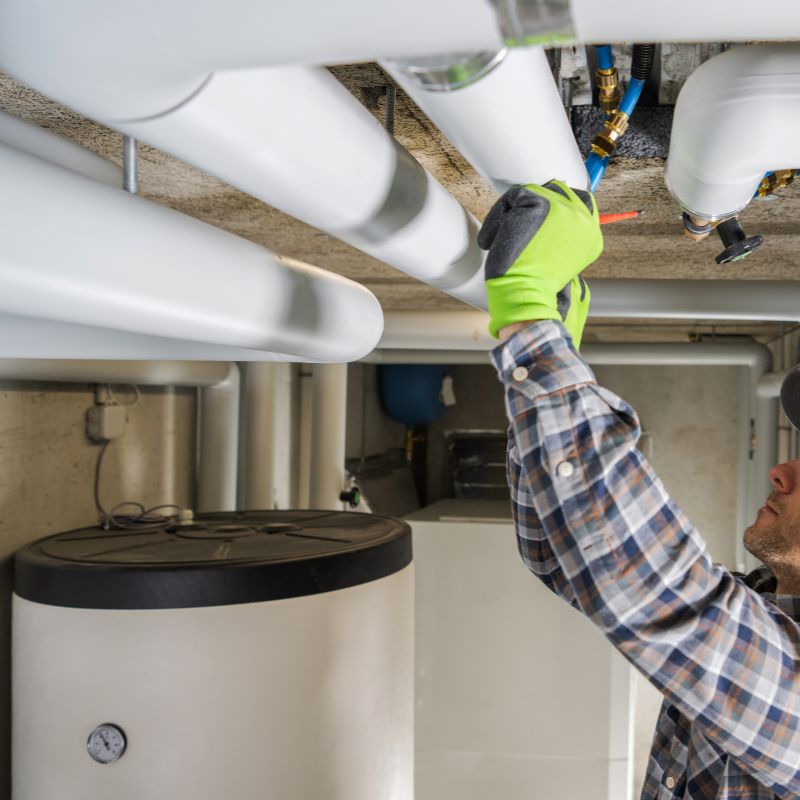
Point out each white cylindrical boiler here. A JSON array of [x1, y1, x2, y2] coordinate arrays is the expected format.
[[13, 511, 413, 800]]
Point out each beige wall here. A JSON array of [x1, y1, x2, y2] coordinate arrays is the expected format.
[[0, 381, 196, 800], [592, 364, 741, 797]]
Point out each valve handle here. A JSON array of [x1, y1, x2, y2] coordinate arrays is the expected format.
[[715, 218, 765, 265]]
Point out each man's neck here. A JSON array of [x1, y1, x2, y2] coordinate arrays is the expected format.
[[773, 570, 800, 595]]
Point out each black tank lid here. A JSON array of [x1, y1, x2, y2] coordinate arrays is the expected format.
[[14, 510, 412, 610]]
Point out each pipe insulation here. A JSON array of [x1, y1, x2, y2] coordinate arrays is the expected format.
[[309, 364, 348, 510], [379, 281, 800, 351], [382, 48, 588, 192], [0, 110, 121, 186], [0, 36, 488, 308], [3, 0, 799, 83], [0, 144, 383, 362], [666, 44, 800, 221], [568, 1, 800, 44], [116, 67, 488, 308]]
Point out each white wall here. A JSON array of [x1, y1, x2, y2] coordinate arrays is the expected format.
[[0, 381, 196, 800]]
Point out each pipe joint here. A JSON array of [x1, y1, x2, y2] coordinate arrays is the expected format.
[[591, 109, 629, 158], [596, 67, 620, 112], [384, 49, 507, 92], [682, 212, 713, 242], [489, 0, 575, 46], [758, 169, 797, 198]]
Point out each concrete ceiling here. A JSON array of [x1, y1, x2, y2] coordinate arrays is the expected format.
[[0, 63, 797, 345]]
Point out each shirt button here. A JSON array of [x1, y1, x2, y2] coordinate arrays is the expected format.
[[511, 366, 528, 382], [556, 461, 575, 479], [665, 776, 676, 790]]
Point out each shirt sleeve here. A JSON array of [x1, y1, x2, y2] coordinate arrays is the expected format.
[[492, 319, 800, 797], [507, 429, 579, 609]]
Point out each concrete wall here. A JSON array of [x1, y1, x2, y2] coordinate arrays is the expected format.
[[0, 381, 196, 800], [346, 364, 407, 461]]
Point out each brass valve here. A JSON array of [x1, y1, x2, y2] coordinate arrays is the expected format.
[[596, 67, 621, 112], [758, 169, 797, 198], [591, 109, 630, 158]]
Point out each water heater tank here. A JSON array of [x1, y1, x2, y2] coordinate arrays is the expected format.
[[12, 510, 413, 800]]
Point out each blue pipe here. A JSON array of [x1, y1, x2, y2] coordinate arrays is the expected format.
[[584, 77, 647, 192], [619, 77, 646, 117], [586, 153, 609, 193], [596, 45, 614, 71]]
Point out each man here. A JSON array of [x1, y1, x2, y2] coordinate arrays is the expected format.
[[480, 181, 800, 799]]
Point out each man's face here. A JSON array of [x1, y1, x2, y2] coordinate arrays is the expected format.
[[744, 460, 800, 568]]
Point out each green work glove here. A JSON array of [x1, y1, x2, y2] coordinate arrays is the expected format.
[[478, 181, 603, 344]]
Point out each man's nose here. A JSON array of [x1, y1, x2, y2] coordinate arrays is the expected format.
[[769, 462, 797, 494]]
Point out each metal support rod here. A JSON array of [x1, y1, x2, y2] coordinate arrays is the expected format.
[[122, 135, 138, 194]]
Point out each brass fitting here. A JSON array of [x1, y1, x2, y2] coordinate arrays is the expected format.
[[682, 213, 714, 242], [591, 109, 629, 158], [758, 169, 798, 197], [596, 67, 620, 112]]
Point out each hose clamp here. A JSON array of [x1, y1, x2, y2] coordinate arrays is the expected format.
[[385, 49, 508, 92], [490, 0, 575, 46]]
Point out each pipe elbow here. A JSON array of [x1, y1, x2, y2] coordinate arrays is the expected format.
[[666, 44, 800, 221]]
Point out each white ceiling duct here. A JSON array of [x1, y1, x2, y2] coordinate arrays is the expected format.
[[666, 44, 800, 222], [382, 47, 588, 192], [0, 144, 383, 362]]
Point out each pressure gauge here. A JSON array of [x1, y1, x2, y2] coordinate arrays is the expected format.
[[87, 723, 126, 764]]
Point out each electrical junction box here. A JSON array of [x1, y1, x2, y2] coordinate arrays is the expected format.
[[85, 404, 126, 441]]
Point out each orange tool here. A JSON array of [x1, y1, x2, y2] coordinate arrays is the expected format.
[[599, 210, 644, 225]]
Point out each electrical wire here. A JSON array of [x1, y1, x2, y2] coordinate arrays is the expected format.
[[105, 384, 142, 407], [93, 439, 184, 531]]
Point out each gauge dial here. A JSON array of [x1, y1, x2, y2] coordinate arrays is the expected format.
[[87, 723, 126, 764]]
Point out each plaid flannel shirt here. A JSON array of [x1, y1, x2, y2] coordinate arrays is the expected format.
[[492, 320, 800, 800]]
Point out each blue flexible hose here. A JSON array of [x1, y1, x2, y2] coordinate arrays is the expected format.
[[596, 45, 614, 71], [586, 153, 609, 193], [584, 77, 646, 192], [619, 77, 646, 117]]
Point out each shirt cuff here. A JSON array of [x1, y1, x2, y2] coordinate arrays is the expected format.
[[490, 319, 596, 399]]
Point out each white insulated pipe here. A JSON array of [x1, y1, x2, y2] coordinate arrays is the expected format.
[[197, 365, 240, 512], [240, 363, 295, 510], [309, 364, 348, 510], [0, 144, 382, 362], [568, 1, 800, 44], [117, 67, 487, 308], [379, 281, 800, 351], [0, 110, 121, 186], [0, 358, 239, 514], [383, 48, 588, 192], [666, 44, 800, 221], [3, 0, 799, 88]]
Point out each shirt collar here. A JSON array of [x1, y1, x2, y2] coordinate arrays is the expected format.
[[746, 565, 800, 620]]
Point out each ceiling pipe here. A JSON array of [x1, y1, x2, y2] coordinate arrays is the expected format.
[[566, 1, 800, 44], [0, 359, 239, 515], [382, 47, 588, 192], [3, 1, 797, 82], [113, 67, 488, 309], [0, 144, 382, 362], [379, 281, 800, 350], [666, 44, 800, 223], [0, 313, 304, 361], [0, 110, 121, 186]]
